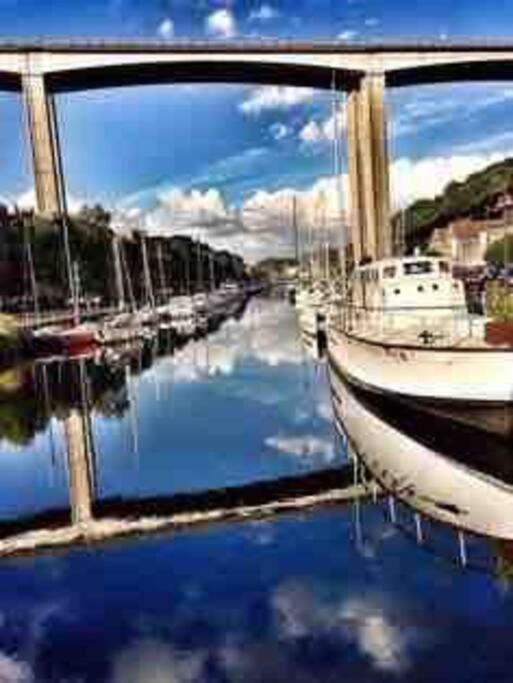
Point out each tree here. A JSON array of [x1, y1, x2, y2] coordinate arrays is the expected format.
[[484, 235, 513, 266]]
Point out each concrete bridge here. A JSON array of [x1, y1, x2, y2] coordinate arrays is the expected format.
[[5, 39, 513, 261]]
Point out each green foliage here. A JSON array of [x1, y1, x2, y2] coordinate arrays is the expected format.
[[484, 234, 513, 266], [394, 157, 513, 250], [0, 205, 247, 309], [486, 281, 513, 322]]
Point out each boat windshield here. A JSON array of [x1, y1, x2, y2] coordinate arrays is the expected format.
[[403, 261, 433, 275]]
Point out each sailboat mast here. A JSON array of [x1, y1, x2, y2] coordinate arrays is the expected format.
[[332, 70, 346, 289], [72, 261, 81, 326], [157, 240, 166, 303], [292, 195, 299, 267], [111, 232, 126, 311], [140, 233, 155, 310], [209, 250, 215, 291], [196, 238, 203, 293], [21, 211, 40, 326]]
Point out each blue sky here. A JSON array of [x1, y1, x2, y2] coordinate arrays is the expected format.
[[4, 1, 513, 260]]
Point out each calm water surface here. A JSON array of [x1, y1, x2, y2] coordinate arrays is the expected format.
[[0, 296, 512, 681]]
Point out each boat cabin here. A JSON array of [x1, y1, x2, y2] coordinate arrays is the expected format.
[[349, 257, 467, 312]]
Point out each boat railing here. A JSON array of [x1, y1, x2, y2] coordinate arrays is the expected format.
[[329, 302, 483, 347]]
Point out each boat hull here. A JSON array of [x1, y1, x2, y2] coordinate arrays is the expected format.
[[328, 326, 513, 405], [329, 369, 513, 540]]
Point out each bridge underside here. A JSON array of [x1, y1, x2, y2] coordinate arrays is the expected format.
[[47, 61, 363, 93], [388, 59, 513, 87]]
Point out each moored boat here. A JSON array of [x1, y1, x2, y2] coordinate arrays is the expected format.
[[328, 255, 513, 405]]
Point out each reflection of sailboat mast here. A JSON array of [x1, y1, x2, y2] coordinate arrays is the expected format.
[[39, 362, 58, 474], [125, 363, 139, 463]]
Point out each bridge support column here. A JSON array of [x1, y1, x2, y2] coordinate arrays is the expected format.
[[346, 72, 391, 263], [22, 71, 64, 217]]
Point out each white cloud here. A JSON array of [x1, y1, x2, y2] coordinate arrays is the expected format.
[[389, 150, 513, 208], [143, 186, 241, 241], [157, 17, 175, 39], [116, 139, 513, 263], [15, 188, 85, 214], [110, 639, 205, 683], [248, 4, 279, 21], [265, 434, 335, 462], [299, 107, 345, 144], [299, 120, 323, 143], [364, 17, 380, 27], [338, 29, 358, 40], [206, 8, 237, 38], [269, 122, 290, 140], [239, 86, 314, 115]]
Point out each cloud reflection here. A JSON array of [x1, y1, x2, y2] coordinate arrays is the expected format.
[[0, 653, 32, 683], [273, 580, 420, 674], [110, 639, 205, 683]]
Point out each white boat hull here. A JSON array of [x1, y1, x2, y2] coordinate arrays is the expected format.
[[329, 369, 513, 540], [328, 326, 513, 405]]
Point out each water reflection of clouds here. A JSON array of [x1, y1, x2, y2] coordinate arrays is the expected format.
[[110, 639, 205, 683], [265, 434, 336, 464], [0, 652, 32, 683], [272, 581, 420, 675], [153, 299, 303, 387]]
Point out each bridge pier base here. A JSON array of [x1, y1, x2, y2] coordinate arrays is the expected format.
[[346, 72, 391, 264], [22, 72, 64, 217]]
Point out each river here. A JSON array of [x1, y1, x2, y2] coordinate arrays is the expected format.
[[0, 294, 511, 681]]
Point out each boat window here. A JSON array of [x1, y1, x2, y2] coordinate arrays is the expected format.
[[439, 260, 450, 274], [403, 261, 432, 275], [383, 266, 396, 278]]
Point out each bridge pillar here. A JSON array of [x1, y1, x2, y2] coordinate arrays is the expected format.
[[346, 72, 391, 263], [22, 71, 64, 217]]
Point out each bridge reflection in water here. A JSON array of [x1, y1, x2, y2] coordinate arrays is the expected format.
[[0, 299, 365, 557]]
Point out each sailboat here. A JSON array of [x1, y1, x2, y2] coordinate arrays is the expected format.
[[33, 260, 99, 358]]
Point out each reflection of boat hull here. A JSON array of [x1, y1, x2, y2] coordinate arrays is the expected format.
[[329, 366, 513, 540], [328, 326, 513, 405]]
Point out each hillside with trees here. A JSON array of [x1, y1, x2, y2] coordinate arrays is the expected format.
[[394, 157, 513, 252], [0, 205, 247, 312]]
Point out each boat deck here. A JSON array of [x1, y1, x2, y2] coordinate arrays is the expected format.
[[330, 317, 511, 352]]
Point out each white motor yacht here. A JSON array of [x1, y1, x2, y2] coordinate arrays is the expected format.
[[328, 255, 513, 405]]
